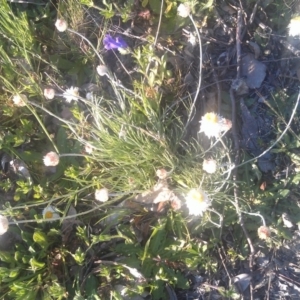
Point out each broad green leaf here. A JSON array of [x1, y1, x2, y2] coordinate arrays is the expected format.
[[33, 231, 48, 249], [30, 258, 45, 271]]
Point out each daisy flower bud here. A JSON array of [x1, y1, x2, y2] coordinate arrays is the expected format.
[[43, 206, 60, 221], [95, 188, 109, 202], [63, 86, 79, 103], [12, 94, 27, 107], [257, 226, 271, 240], [185, 189, 211, 216], [44, 88, 56, 100], [203, 159, 217, 174], [55, 19, 68, 32], [43, 151, 60, 166], [177, 3, 191, 18], [96, 65, 109, 77], [156, 168, 168, 180], [0, 215, 9, 235]]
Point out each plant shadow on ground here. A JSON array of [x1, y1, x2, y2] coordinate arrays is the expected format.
[[1, 0, 300, 299]]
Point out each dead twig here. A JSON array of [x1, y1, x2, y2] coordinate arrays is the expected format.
[[236, 9, 243, 79]]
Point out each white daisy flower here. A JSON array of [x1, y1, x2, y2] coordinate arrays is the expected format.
[[95, 188, 109, 202], [202, 159, 217, 174], [63, 86, 79, 103], [177, 3, 191, 18], [288, 17, 300, 37], [43, 206, 60, 221], [43, 151, 60, 166], [55, 19, 68, 32], [44, 88, 56, 100], [12, 94, 27, 107], [185, 189, 211, 216], [199, 112, 231, 138], [0, 215, 9, 235]]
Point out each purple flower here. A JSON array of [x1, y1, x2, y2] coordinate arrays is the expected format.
[[103, 35, 128, 50]]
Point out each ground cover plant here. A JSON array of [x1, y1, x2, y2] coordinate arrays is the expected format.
[[1, 0, 300, 299]]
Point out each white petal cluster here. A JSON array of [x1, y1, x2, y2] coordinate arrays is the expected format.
[[177, 3, 191, 18], [43, 206, 60, 221], [0, 215, 9, 235], [95, 188, 109, 202], [63, 86, 79, 103], [202, 159, 217, 174], [55, 19, 68, 32], [185, 189, 211, 216], [199, 112, 232, 138], [43, 151, 60, 166], [288, 17, 300, 37], [12, 94, 27, 107]]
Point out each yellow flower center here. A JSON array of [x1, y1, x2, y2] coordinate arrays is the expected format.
[[45, 211, 53, 219], [190, 190, 204, 203], [205, 113, 218, 124]]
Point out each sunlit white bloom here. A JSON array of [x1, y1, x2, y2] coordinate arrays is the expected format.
[[156, 168, 168, 179], [55, 19, 68, 32], [95, 188, 109, 202], [288, 17, 300, 37], [0, 215, 9, 235], [44, 88, 56, 100], [257, 226, 271, 240], [203, 159, 217, 174], [43, 206, 60, 221], [199, 112, 231, 138], [85, 144, 94, 154], [177, 3, 191, 18], [97, 65, 109, 77], [12, 94, 27, 107], [43, 151, 60, 166], [63, 86, 79, 103], [185, 189, 211, 216]]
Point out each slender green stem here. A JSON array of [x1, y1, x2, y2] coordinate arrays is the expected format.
[[67, 28, 105, 64], [26, 104, 59, 153]]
